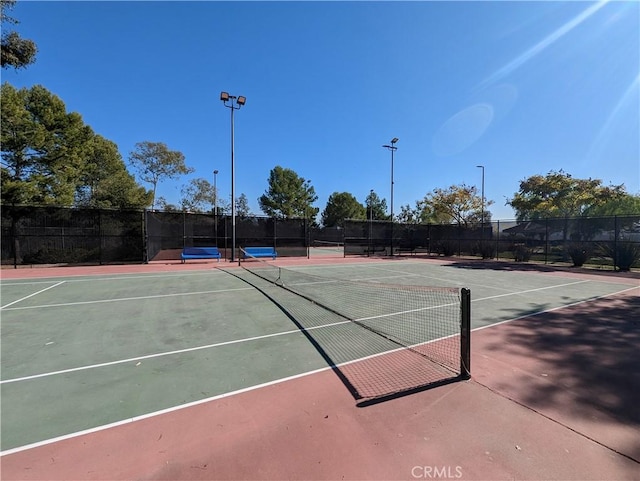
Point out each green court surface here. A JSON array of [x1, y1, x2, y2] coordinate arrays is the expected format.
[[0, 260, 635, 452]]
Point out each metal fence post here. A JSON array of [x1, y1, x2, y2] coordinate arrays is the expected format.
[[98, 209, 103, 265], [545, 218, 549, 264], [614, 215, 619, 271], [495, 220, 499, 260]]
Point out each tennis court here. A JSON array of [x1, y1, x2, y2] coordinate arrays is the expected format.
[[1, 255, 638, 480]]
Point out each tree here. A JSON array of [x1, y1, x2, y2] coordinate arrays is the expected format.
[[397, 203, 421, 224], [128, 141, 193, 209], [418, 183, 490, 226], [156, 196, 180, 212], [258, 166, 318, 219], [365, 190, 388, 221], [321, 192, 366, 227], [1, 0, 37, 69], [1, 82, 83, 205], [1, 83, 150, 208], [507, 170, 626, 221], [235, 193, 251, 217], [76, 135, 152, 209], [180, 178, 214, 213], [583, 193, 640, 217]]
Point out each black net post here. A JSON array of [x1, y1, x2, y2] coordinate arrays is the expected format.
[[460, 288, 471, 379]]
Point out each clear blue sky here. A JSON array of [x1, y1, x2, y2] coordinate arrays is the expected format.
[[5, 0, 639, 220]]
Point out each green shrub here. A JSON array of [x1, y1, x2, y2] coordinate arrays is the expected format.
[[437, 240, 457, 257], [22, 248, 97, 264], [602, 242, 640, 272], [513, 244, 531, 262], [478, 241, 495, 259], [567, 243, 591, 267]]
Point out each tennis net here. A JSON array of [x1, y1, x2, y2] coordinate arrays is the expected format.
[[238, 248, 471, 400], [311, 239, 345, 256]]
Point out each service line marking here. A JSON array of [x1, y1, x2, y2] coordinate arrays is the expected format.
[[0, 281, 66, 310]]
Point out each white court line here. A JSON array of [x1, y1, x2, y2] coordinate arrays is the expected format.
[[0, 366, 335, 457], [470, 279, 590, 302], [1, 285, 461, 383], [0, 270, 225, 286], [0, 278, 596, 383], [473, 284, 639, 331], [1, 279, 594, 380], [0, 328, 455, 457], [1, 280, 72, 287], [1, 284, 636, 456], [0, 320, 352, 385], [0, 286, 254, 311], [369, 265, 492, 288], [352, 273, 422, 282], [0, 281, 66, 310]]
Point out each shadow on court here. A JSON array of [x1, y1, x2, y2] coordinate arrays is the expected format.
[[475, 290, 640, 462], [448, 259, 560, 273], [447, 259, 640, 280], [224, 268, 466, 406]]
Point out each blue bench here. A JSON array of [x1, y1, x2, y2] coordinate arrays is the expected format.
[[181, 247, 221, 263], [242, 246, 277, 260]]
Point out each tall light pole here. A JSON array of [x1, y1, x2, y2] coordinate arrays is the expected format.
[[220, 92, 246, 262], [213, 169, 219, 214], [383, 138, 398, 255], [213, 169, 219, 245], [369, 189, 374, 254], [476, 165, 485, 241]]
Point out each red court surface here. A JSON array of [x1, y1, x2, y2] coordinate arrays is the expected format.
[[2, 259, 639, 480]]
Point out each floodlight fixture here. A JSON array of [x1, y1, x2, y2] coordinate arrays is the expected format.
[[220, 91, 230, 102], [237, 96, 246, 106]]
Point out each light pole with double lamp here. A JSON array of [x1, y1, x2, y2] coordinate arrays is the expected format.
[[220, 92, 246, 262], [382, 138, 398, 255]]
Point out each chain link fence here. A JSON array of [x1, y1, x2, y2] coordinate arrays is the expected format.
[[343, 215, 640, 271], [1, 206, 310, 265], [2, 206, 639, 271], [1, 206, 144, 267]]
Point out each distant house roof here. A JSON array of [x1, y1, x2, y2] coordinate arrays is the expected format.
[[502, 221, 547, 236]]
